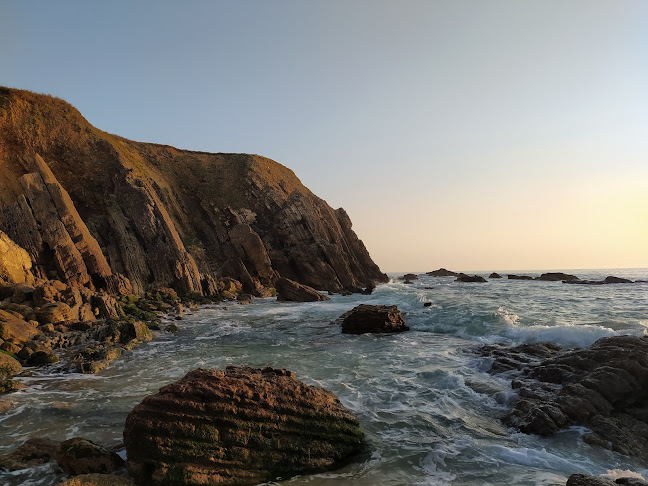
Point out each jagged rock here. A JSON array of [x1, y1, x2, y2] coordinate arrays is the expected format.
[[340, 304, 409, 334], [36, 302, 74, 324], [119, 321, 152, 345], [124, 366, 364, 485], [489, 273, 502, 278], [56, 437, 124, 475], [481, 336, 648, 460], [507, 274, 534, 280], [91, 293, 122, 319], [398, 273, 418, 281], [0, 309, 40, 343], [0, 437, 60, 470], [426, 268, 458, 277], [276, 277, 330, 302], [8, 284, 35, 304], [1, 303, 36, 321], [537, 272, 579, 282], [57, 474, 135, 486], [0, 231, 34, 284], [0, 352, 22, 377], [0, 88, 386, 296], [33, 280, 68, 307], [1, 341, 21, 355], [455, 275, 487, 283]]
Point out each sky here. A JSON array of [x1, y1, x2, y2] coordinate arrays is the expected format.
[[1, 1, 647, 272]]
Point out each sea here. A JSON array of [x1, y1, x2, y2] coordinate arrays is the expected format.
[[1, 268, 648, 486]]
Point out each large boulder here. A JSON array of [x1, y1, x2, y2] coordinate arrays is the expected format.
[[455, 274, 487, 283], [0, 309, 40, 344], [56, 437, 124, 475], [480, 336, 648, 460], [124, 366, 365, 485], [0, 230, 34, 285], [276, 277, 330, 302], [0, 352, 22, 377], [340, 304, 409, 334], [36, 302, 74, 325]]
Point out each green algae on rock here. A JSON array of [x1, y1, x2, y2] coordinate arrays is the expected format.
[[124, 366, 365, 485]]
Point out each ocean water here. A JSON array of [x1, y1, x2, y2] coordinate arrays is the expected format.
[[1, 269, 648, 486]]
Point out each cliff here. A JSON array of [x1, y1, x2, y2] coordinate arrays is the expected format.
[[0, 87, 387, 295]]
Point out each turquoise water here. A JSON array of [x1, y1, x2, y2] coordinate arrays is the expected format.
[[1, 269, 648, 485]]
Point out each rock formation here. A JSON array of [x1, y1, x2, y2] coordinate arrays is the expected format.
[[55, 437, 124, 475], [489, 273, 502, 278], [426, 268, 458, 277], [567, 473, 647, 486], [507, 274, 534, 280], [479, 336, 648, 460], [123, 366, 365, 485], [276, 277, 330, 302], [455, 274, 487, 283], [0, 87, 387, 296], [536, 272, 579, 282], [340, 304, 409, 334]]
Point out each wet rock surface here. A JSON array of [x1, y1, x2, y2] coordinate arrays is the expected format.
[[0, 437, 60, 470], [479, 336, 648, 459], [276, 277, 330, 302], [123, 366, 365, 486], [566, 473, 647, 486], [340, 304, 409, 334], [55, 437, 124, 475]]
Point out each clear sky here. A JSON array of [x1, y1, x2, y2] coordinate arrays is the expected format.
[[2, 1, 647, 272]]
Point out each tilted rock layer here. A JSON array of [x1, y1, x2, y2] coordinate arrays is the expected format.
[[480, 336, 648, 460], [123, 366, 365, 485], [0, 88, 386, 295]]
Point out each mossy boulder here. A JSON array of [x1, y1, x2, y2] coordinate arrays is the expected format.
[[124, 366, 365, 485], [0, 351, 22, 377]]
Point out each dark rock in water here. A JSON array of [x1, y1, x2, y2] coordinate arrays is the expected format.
[[403, 280, 414, 284], [489, 273, 502, 279], [123, 366, 364, 486], [0, 437, 59, 470], [507, 274, 534, 280], [276, 277, 330, 302], [398, 273, 418, 281], [566, 473, 647, 486], [455, 275, 487, 283], [423, 302, 432, 307], [565, 275, 634, 285], [426, 268, 458, 277], [480, 336, 648, 460], [27, 350, 59, 366], [537, 272, 579, 282], [56, 437, 124, 475], [604, 276, 633, 284], [340, 304, 409, 334]]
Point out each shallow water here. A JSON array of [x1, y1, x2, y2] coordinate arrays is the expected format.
[[2, 269, 648, 485]]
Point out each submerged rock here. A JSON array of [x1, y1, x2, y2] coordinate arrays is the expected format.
[[455, 275, 487, 283], [507, 274, 534, 280], [123, 366, 364, 485], [276, 277, 330, 302], [537, 272, 579, 282], [56, 437, 124, 475], [480, 336, 648, 460], [0, 437, 60, 470], [340, 304, 409, 334]]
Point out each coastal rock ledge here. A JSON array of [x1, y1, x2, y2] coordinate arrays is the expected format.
[[340, 304, 409, 334], [123, 366, 364, 485]]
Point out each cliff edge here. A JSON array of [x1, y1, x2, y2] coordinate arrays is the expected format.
[[0, 88, 387, 295]]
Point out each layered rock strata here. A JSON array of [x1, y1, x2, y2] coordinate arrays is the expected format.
[[0, 87, 387, 296], [123, 366, 365, 485], [480, 336, 648, 460], [276, 277, 330, 302]]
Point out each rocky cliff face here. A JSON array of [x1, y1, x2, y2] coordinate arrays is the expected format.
[[0, 87, 387, 295]]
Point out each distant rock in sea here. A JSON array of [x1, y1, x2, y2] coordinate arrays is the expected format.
[[507, 274, 534, 280], [398, 273, 419, 281], [455, 275, 487, 283], [565, 275, 635, 285], [536, 272, 579, 282], [489, 273, 502, 278], [426, 268, 458, 277]]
